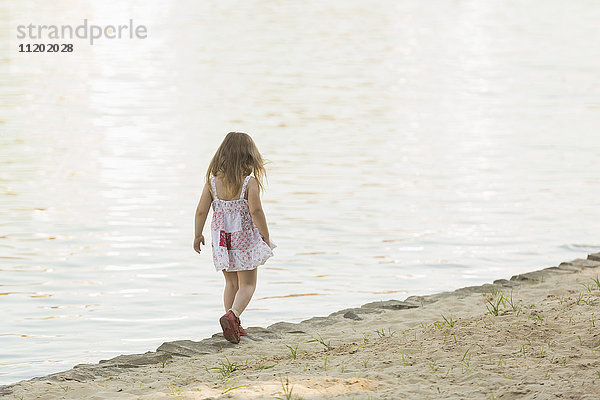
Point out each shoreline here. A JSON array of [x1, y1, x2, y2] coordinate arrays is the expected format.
[[2, 252, 600, 399]]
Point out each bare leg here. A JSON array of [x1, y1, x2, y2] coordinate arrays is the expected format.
[[231, 268, 257, 316], [222, 270, 239, 311]]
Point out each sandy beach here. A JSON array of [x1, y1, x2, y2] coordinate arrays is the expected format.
[[2, 253, 600, 399]]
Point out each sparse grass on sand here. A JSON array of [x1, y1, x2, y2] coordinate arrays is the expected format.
[[4, 259, 600, 399]]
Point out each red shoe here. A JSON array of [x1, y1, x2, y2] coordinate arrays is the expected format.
[[239, 324, 247, 336], [219, 310, 241, 343]]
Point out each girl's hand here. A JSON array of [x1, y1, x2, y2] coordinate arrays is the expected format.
[[193, 235, 205, 253]]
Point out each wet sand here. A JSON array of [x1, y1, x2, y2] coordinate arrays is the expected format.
[[2, 253, 600, 399]]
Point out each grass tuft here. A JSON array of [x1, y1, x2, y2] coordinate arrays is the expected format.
[[285, 344, 298, 359], [275, 376, 302, 400], [460, 348, 471, 372], [206, 356, 241, 379], [155, 354, 170, 368], [221, 378, 244, 394], [581, 282, 594, 294], [375, 328, 396, 337], [441, 314, 456, 327], [486, 295, 504, 316], [307, 334, 335, 350]]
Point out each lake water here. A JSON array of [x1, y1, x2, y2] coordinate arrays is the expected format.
[[1, 0, 599, 385]]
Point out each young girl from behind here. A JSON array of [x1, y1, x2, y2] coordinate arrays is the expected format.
[[193, 132, 275, 343]]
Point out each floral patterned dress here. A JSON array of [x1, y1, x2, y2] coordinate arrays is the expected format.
[[210, 175, 275, 272]]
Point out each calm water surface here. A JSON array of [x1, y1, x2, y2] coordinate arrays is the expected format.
[[1, 0, 599, 384]]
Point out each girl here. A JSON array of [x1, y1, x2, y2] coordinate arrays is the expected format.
[[193, 132, 275, 344]]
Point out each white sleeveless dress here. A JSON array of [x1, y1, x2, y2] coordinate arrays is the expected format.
[[210, 175, 275, 272]]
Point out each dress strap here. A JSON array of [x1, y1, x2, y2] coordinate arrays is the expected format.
[[210, 176, 218, 199], [239, 176, 252, 199]]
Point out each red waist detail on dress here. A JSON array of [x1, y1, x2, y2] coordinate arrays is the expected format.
[[219, 230, 232, 250]]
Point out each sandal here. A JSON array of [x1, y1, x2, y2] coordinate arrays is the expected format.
[[219, 310, 241, 343]]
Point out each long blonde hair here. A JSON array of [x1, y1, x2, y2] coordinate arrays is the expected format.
[[206, 132, 267, 199]]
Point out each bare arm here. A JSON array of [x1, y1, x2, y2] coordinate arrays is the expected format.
[[193, 183, 213, 253], [247, 177, 270, 244]]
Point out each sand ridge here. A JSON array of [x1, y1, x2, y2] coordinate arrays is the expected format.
[[2, 254, 600, 399]]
